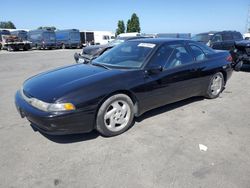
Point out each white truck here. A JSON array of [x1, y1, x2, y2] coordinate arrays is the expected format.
[[0, 29, 31, 51]]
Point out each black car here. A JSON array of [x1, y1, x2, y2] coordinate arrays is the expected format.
[[230, 40, 250, 67], [74, 36, 150, 64], [193, 31, 243, 50], [15, 38, 235, 137]]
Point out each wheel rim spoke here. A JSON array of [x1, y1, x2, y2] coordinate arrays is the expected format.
[[104, 108, 116, 120], [104, 100, 131, 132], [211, 75, 222, 95]]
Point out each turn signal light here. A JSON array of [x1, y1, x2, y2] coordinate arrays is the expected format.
[[64, 103, 76, 110]]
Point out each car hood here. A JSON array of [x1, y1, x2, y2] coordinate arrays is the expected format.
[[235, 40, 250, 48], [82, 44, 108, 56], [23, 64, 120, 103]]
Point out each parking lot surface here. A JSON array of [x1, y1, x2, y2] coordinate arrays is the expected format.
[[0, 49, 250, 188]]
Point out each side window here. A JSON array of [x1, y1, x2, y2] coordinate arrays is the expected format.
[[166, 45, 193, 69], [149, 44, 175, 67], [222, 33, 233, 41], [190, 45, 206, 61], [212, 34, 222, 42]]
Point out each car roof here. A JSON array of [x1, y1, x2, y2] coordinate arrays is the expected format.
[[128, 37, 190, 44], [197, 31, 241, 35]]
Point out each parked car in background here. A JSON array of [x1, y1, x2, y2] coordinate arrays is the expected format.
[[243, 33, 250, 40], [55, 29, 81, 49], [10, 30, 28, 41], [230, 40, 250, 68], [28, 29, 56, 49], [16, 38, 238, 136], [74, 36, 150, 64], [193, 31, 243, 50]]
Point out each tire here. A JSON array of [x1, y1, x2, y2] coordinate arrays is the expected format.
[[205, 72, 224, 99], [96, 94, 134, 137], [7, 46, 12, 52]]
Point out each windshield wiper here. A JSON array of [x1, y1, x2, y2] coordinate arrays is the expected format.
[[91, 62, 110, 69]]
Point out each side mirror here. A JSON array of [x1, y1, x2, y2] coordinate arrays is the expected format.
[[146, 65, 163, 74]]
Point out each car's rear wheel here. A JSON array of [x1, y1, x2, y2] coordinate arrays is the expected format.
[[96, 94, 134, 137], [205, 72, 224, 99]]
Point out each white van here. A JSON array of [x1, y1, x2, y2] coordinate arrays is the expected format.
[[93, 31, 115, 45]]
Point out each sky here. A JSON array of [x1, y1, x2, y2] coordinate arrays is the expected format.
[[1, 0, 250, 34]]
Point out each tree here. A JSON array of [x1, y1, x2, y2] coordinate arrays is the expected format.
[[0, 21, 16, 29], [38, 26, 56, 31], [115, 20, 125, 36], [126, 13, 140, 33], [126, 19, 131, 33]]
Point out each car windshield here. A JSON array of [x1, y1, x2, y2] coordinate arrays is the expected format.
[[193, 34, 212, 43], [93, 41, 156, 69]]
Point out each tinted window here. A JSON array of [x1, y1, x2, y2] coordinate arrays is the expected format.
[[190, 45, 206, 61], [232, 32, 243, 40], [166, 45, 193, 69], [149, 44, 175, 67], [222, 33, 233, 41]]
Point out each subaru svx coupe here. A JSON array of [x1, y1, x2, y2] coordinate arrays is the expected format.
[[15, 38, 235, 136]]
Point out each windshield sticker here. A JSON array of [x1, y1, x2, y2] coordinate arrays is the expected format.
[[138, 43, 156, 48]]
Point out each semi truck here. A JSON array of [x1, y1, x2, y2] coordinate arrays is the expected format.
[[28, 29, 56, 49], [55, 29, 81, 49]]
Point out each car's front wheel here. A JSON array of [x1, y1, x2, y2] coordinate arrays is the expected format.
[[205, 72, 224, 99], [96, 94, 134, 137]]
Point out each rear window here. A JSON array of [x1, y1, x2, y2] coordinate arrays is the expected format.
[[222, 33, 233, 41], [232, 32, 243, 40], [189, 42, 215, 55]]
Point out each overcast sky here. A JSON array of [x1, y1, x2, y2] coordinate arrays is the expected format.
[[1, 0, 249, 34]]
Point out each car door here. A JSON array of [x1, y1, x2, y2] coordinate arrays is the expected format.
[[140, 42, 201, 111], [222, 32, 234, 50], [210, 33, 223, 50]]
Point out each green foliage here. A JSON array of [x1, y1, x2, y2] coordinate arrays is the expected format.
[[116, 20, 125, 36], [0, 21, 16, 29], [37, 26, 56, 31], [126, 13, 140, 33]]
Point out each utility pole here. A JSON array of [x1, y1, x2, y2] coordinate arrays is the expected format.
[[245, 5, 250, 33]]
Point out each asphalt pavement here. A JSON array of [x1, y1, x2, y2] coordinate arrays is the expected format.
[[0, 49, 250, 188]]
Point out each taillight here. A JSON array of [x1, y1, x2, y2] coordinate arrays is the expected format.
[[226, 55, 233, 62]]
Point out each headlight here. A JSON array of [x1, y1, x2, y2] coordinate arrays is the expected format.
[[20, 87, 75, 112]]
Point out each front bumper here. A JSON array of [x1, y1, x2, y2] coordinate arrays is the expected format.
[[15, 91, 95, 135], [74, 53, 91, 64]]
